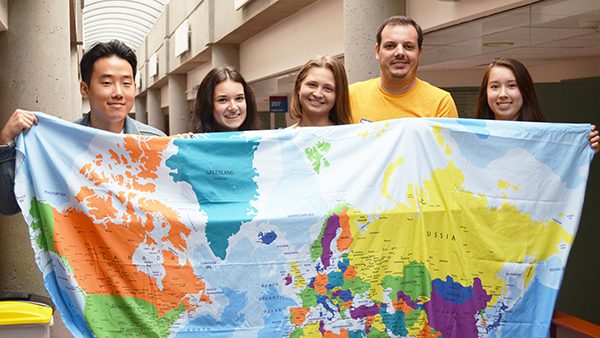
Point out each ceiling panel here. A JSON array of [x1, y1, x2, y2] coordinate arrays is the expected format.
[[82, 0, 167, 51]]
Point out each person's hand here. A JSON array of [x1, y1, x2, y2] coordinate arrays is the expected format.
[[591, 124, 599, 155], [0, 109, 38, 145]]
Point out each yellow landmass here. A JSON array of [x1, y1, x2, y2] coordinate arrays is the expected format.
[[358, 121, 390, 139], [301, 322, 322, 336], [290, 261, 307, 289], [498, 179, 519, 191], [431, 125, 452, 156], [371, 314, 386, 333], [381, 157, 404, 200], [347, 160, 573, 306]]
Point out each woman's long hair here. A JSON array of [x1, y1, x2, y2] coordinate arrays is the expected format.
[[475, 57, 546, 122], [289, 55, 352, 125], [192, 65, 258, 132]]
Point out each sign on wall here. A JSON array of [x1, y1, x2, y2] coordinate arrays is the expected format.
[[269, 96, 288, 113]]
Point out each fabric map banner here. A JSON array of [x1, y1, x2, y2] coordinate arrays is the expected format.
[[14, 112, 594, 338]]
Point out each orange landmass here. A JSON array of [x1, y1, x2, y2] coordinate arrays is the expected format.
[[289, 307, 309, 325], [54, 135, 209, 317], [313, 273, 329, 295], [392, 298, 413, 315], [419, 323, 442, 338], [336, 208, 352, 252], [343, 265, 357, 280], [324, 329, 349, 338]]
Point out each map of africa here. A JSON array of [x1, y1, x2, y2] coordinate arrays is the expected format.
[[14, 112, 594, 337]]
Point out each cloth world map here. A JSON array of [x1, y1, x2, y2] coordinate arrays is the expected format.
[[14, 112, 594, 337]]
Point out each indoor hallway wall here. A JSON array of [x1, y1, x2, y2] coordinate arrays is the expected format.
[[419, 56, 600, 88], [407, 0, 539, 31], [0, 1, 79, 337], [239, 0, 344, 83]]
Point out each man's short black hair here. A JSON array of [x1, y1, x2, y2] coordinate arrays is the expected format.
[[80, 40, 137, 85]]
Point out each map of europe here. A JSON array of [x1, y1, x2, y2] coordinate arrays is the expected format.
[[14, 112, 594, 337]]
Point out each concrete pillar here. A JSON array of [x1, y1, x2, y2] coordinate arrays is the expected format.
[[343, 0, 406, 84], [0, 1, 77, 337], [71, 47, 83, 118], [135, 95, 148, 124], [211, 43, 239, 70], [168, 74, 188, 134], [0, 0, 7, 31], [0, 0, 76, 121], [147, 88, 164, 131]]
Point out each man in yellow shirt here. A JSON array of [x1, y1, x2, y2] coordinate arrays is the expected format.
[[350, 16, 458, 122]]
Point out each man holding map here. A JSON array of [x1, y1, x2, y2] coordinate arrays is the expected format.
[[0, 40, 165, 215]]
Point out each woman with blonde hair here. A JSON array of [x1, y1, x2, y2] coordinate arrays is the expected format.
[[288, 55, 352, 128]]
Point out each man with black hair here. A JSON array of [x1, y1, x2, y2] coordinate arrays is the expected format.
[[0, 39, 165, 215], [350, 16, 459, 122]]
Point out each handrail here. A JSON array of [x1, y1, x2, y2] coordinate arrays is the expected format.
[[550, 310, 600, 338]]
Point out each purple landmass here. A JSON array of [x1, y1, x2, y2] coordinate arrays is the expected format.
[[398, 290, 419, 309], [320, 214, 340, 269], [284, 274, 292, 286], [350, 304, 379, 319], [424, 276, 492, 338]]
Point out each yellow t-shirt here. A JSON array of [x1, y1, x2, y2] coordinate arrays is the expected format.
[[349, 77, 458, 123]]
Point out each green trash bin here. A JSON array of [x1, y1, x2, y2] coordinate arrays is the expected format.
[[0, 293, 54, 338]]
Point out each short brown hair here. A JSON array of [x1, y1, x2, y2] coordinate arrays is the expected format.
[[376, 16, 423, 49]]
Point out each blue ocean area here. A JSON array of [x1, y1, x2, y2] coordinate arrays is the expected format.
[[262, 136, 329, 250], [256, 285, 296, 337], [17, 113, 96, 207], [490, 278, 557, 338], [45, 271, 94, 337], [167, 133, 260, 260], [174, 288, 247, 338], [438, 119, 592, 189]]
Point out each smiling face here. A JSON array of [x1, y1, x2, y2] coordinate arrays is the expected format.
[[80, 55, 136, 133], [486, 66, 524, 121], [298, 66, 336, 125], [376, 24, 422, 84], [212, 79, 247, 131]]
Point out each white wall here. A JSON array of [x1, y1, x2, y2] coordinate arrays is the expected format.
[[187, 61, 213, 100], [419, 68, 484, 87], [420, 56, 600, 88], [161, 84, 169, 108], [527, 56, 600, 83], [407, 0, 538, 31], [239, 0, 344, 82]]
